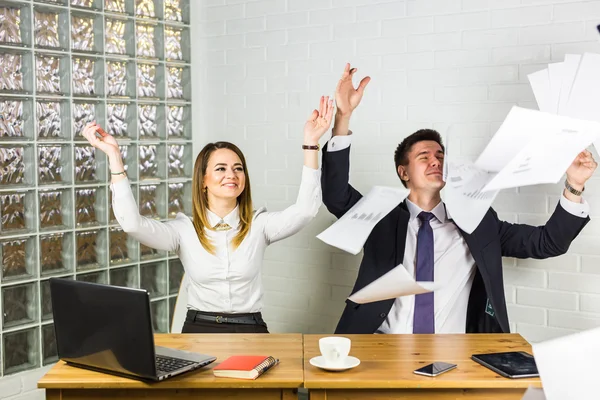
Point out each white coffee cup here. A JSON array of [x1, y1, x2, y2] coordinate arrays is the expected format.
[[319, 336, 351, 366]]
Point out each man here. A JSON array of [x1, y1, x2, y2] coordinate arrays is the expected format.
[[322, 63, 597, 334]]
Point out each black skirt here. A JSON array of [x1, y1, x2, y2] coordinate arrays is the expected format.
[[182, 310, 269, 333]]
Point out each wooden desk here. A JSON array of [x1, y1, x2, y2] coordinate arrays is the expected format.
[[38, 333, 303, 400], [304, 333, 541, 399]]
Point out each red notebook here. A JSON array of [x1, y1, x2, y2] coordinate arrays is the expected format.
[[213, 355, 279, 380]]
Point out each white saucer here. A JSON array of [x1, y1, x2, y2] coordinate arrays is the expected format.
[[309, 356, 361, 371]]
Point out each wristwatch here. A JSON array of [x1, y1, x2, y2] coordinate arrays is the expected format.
[[565, 179, 584, 196]]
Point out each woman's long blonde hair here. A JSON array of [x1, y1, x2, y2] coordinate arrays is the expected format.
[[191, 142, 253, 254]]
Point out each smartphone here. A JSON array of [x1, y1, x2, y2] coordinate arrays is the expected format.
[[413, 362, 457, 377]]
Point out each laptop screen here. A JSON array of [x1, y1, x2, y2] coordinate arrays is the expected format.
[[49, 278, 158, 379]]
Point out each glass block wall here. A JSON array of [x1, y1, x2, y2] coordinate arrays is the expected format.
[[0, 0, 191, 376]]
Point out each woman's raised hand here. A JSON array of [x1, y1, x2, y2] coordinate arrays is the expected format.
[[304, 95, 335, 146], [81, 122, 120, 158]]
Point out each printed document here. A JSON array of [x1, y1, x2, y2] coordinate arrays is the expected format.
[[348, 264, 438, 304], [317, 186, 409, 255], [529, 52, 600, 153]]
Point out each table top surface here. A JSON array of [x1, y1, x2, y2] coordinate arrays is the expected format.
[[39, 333, 543, 391], [38, 333, 304, 389], [303, 333, 542, 389]]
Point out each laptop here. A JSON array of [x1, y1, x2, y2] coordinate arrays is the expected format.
[[49, 278, 216, 381]]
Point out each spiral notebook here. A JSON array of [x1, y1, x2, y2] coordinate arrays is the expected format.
[[213, 355, 279, 380]]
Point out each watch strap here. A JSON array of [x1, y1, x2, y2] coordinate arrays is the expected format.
[[565, 179, 584, 196]]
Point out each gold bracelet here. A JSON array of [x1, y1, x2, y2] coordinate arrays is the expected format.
[[111, 171, 127, 176]]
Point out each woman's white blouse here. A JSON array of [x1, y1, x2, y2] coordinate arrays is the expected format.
[[110, 166, 321, 313]]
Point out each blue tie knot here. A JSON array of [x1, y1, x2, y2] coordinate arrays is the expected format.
[[418, 211, 435, 222]]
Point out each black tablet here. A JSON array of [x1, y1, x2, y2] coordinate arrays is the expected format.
[[471, 351, 539, 379]]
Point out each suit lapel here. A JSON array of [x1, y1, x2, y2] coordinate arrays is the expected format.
[[459, 230, 484, 268], [394, 200, 410, 268], [454, 222, 487, 274], [444, 202, 486, 271]]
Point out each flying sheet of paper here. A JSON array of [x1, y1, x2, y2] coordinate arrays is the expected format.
[[547, 62, 564, 114], [557, 54, 581, 114], [473, 106, 599, 192], [480, 109, 599, 192], [564, 53, 600, 120], [444, 105, 598, 230], [562, 52, 600, 153], [317, 186, 409, 255], [444, 162, 498, 234], [441, 122, 498, 233], [348, 264, 439, 304], [521, 387, 546, 400], [528, 68, 552, 113], [532, 326, 600, 400], [475, 106, 535, 173]]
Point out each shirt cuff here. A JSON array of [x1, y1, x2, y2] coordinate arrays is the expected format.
[[560, 192, 590, 218], [302, 164, 321, 184], [327, 133, 353, 152]]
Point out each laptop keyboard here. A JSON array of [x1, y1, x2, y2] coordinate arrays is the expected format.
[[156, 355, 196, 374]]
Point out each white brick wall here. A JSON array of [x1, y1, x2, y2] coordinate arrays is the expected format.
[[0, 366, 52, 399], [188, 0, 600, 345]]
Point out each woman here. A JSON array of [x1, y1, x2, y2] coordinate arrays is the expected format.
[[81, 96, 334, 333]]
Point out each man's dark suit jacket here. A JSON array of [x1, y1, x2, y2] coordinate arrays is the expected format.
[[322, 143, 590, 334]]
